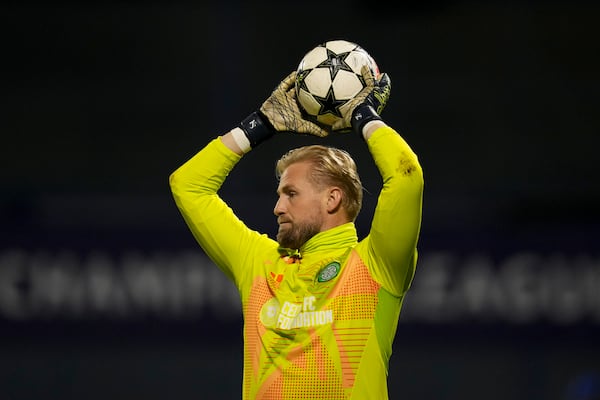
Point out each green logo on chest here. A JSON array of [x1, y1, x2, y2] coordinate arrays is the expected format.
[[317, 261, 340, 282]]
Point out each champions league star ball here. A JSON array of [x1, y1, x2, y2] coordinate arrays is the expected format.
[[295, 40, 379, 127]]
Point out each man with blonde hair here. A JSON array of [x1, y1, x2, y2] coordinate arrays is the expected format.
[[170, 64, 424, 399]]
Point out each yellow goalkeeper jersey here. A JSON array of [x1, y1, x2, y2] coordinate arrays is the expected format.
[[170, 126, 424, 400]]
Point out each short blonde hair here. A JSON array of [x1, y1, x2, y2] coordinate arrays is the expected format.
[[275, 145, 363, 221]]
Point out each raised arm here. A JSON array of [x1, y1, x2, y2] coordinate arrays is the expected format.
[[362, 124, 424, 296], [333, 66, 424, 296], [170, 71, 329, 283], [169, 137, 260, 283]]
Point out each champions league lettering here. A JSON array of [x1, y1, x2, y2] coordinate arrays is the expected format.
[[260, 296, 333, 330]]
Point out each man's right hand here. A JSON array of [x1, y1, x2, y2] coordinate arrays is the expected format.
[[259, 71, 329, 138]]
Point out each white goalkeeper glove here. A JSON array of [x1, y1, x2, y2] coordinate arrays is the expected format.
[[331, 65, 391, 137], [238, 71, 329, 149]]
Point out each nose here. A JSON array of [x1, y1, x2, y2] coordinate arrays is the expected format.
[[273, 196, 284, 216]]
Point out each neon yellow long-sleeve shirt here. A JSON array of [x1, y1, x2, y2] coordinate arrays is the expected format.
[[170, 126, 424, 399]]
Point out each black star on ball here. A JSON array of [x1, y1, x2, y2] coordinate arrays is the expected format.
[[317, 49, 353, 80], [315, 87, 346, 118]]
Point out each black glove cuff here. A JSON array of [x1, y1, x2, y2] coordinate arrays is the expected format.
[[239, 111, 275, 148], [351, 105, 382, 137]]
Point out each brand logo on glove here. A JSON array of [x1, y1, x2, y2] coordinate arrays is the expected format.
[[374, 87, 390, 114]]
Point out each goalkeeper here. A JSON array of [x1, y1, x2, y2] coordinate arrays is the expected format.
[[170, 65, 424, 399]]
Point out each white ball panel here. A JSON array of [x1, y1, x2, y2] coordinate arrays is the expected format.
[[298, 89, 322, 116], [304, 68, 333, 98], [325, 40, 357, 54], [331, 70, 364, 100], [298, 47, 328, 70], [344, 50, 374, 74]]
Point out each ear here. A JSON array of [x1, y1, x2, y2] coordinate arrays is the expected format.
[[325, 187, 343, 214]]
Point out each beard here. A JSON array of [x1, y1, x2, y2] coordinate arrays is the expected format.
[[276, 219, 321, 250]]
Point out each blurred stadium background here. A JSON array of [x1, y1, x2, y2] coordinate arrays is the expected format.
[[1, 1, 599, 399]]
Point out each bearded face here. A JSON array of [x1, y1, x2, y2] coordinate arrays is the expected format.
[[276, 210, 323, 250], [274, 161, 327, 250]]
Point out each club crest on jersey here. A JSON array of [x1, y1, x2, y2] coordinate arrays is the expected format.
[[317, 261, 340, 282]]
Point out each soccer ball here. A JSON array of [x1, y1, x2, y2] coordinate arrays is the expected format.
[[295, 40, 379, 127]]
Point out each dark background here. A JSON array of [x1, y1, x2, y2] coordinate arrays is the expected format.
[[1, 1, 599, 399]]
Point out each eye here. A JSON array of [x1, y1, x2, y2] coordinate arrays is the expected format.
[[277, 186, 297, 199]]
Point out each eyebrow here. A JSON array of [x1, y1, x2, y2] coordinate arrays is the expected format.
[[276, 183, 298, 195]]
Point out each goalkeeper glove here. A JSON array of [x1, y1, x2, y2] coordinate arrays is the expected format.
[[331, 65, 391, 137], [238, 71, 329, 150]]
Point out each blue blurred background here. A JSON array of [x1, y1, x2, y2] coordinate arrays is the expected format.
[[1, 1, 599, 399]]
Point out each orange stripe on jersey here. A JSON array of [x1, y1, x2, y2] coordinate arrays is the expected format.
[[244, 276, 274, 396], [329, 251, 381, 390], [327, 250, 380, 305], [333, 325, 372, 388]]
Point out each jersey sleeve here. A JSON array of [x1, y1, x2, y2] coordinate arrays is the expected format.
[[169, 137, 275, 286], [358, 126, 424, 297]]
